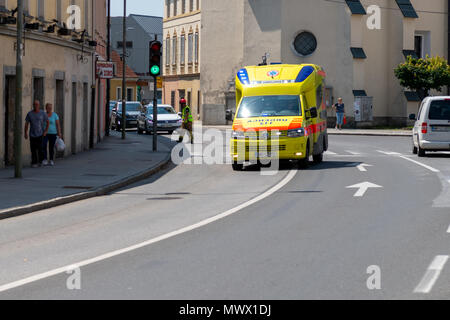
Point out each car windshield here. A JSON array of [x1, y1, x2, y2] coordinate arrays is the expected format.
[[237, 95, 302, 118], [117, 103, 141, 112], [428, 100, 450, 120], [147, 106, 177, 115]]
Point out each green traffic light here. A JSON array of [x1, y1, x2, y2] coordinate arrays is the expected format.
[[151, 65, 160, 75]]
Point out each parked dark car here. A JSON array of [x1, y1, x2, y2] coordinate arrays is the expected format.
[[110, 101, 142, 131], [137, 104, 182, 135]]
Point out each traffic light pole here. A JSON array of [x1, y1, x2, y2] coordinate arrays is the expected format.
[[121, 0, 126, 140], [153, 77, 158, 152]]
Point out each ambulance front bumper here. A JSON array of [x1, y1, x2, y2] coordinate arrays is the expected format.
[[231, 137, 308, 162]]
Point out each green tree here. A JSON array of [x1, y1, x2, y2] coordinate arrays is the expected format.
[[394, 55, 450, 100]]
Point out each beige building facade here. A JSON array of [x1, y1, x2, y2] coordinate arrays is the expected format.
[[200, 0, 449, 126], [0, 0, 105, 168], [162, 0, 201, 117]]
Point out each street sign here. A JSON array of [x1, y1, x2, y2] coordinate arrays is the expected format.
[[96, 61, 115, 79], [157, 76, 162, 89]]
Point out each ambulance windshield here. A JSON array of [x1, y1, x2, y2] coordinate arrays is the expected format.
[[237, 95, 301, 118]]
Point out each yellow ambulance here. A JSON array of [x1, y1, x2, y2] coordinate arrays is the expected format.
[[231, 64, 328, 171]]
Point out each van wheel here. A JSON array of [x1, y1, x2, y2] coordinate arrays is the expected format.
[[137, 126, 144, 135], [412, 145, 418, 155], [232, 163, 244, 171], [313, 153, 323, 164], [418, 146, 426, 157]]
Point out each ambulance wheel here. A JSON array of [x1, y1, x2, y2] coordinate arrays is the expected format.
[[298, 145, 310, 169], [313, 153, 323, 164], [232, 163, 244, 171]]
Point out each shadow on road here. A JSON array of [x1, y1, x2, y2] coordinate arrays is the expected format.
[[307, 160, 362, 170]]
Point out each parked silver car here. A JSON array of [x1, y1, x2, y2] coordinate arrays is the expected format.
[[137, 104, 182, 134]]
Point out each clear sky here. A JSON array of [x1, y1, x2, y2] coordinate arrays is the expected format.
[[110, 0, 163, 17]]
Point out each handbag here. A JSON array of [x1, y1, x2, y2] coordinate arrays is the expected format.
[[55, 137, 66, 152]]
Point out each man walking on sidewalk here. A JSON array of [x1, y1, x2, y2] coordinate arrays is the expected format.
[[24, 100, 49, 168]]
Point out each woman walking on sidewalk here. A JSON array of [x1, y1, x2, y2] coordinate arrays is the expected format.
[[333, 98, 345, 130], [42, 103, 62, 166]]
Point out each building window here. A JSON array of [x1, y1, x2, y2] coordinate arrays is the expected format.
[[166, 38, 171, 65], [188, 33, 193, 63], [171, 91, 176, 109], [197, 0, 200, 11], [172, 36, 177, 65], [190, 0, 194, 11], [37, 0, 45, 19], [194, 32, 199, 63], [414, 32, 430, 58], [0, 0, 6, 10], [182, 0, 186, 14], [173, 0, 177, 16], [414, 35, 423, 58], [180, 34, 185, 64], [117, 87, 122, 101], [166, 0, 170, 18], [84, 0, 89, 31], [293, 31, 317, 57], [23, 0, 29, 14], [127, 88, 134, 101], [56, 0, 62, 22]]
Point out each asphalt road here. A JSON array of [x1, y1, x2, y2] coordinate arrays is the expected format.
[[0, 132, 450, 300]]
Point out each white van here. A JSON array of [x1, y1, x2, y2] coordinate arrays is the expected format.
[[411, 96, 450, 157]]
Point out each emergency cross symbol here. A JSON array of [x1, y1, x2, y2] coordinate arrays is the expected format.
[[267, 70, 280, 78]]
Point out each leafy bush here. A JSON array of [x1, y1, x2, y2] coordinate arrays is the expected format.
[[394, 55, 450, 99]]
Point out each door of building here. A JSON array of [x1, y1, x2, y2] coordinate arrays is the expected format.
[[4, 76, 16, 166]]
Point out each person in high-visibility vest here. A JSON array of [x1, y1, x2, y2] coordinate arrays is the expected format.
[[180, 98, 193, 143]]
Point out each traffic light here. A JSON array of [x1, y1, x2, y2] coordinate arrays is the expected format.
[[149, 41, 162, 77]]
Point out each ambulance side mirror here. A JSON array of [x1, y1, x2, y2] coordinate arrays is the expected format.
[[305, 110, 311, 120], [310, 107, 318, 119]]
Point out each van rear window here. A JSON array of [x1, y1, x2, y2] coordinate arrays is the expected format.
[[237, 95, 301, 119], [428, 100, 450, 120]]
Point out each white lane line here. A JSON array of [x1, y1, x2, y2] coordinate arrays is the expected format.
[[346, 150, 361, 155], [414, 255, 449, 294], [447, 225, 450, 233], [398, 156, 440, 173], [325, 151, 338, 155], [357, 164, 373, 172], [0, 170, 298, 293], [377, 150, 402, 156]]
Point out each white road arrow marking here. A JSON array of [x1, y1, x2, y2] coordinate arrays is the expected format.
[[357, 163, 373, 172], [346, 182, 383, 197], [377, 150, 401, 156]]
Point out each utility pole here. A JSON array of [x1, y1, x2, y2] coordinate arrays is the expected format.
[[105, 0, 111, 136], [121, 0, 126, 140], [14, 0, 24, 178]]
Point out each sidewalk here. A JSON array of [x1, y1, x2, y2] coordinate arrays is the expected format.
[[203, 124, 413, 137], [0, 132, 174, 220]]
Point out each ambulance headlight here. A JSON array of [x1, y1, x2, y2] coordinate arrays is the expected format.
[[287, 128, 305, 138], [232, 131, 245, 139]]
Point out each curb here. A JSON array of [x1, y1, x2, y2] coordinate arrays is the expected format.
[[328, 131, 412, 137], [0, 153, 172, 221]]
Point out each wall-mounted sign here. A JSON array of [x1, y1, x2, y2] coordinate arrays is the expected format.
[[96, 61, 115, 79]]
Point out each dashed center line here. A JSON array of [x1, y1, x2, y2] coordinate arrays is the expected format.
[[414, 255, 449, 294]]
